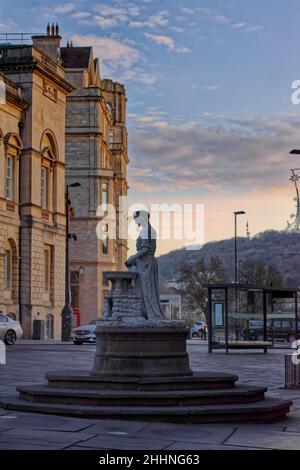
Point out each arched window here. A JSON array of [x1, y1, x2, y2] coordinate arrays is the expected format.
[[40, 130, 58, 212], [3, 239, 18, 298], [106, 102, 113, 119], [3, 133, 23, 202], [4, 243, 12, 289]]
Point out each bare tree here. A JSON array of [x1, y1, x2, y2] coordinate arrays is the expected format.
[[239, 259, 283, 286], [179, 256, 225, 322]]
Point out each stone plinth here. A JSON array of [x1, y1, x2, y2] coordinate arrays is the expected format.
[[103, 271, 142, 320], [92, 324, 192, 378], [93, 271, 191, 378]]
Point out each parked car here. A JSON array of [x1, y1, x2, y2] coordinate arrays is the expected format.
[[243, 318, 298, 343], [71, 320, 98, 345], [0, 313, 23, 345], [268, 318, 298, 343], [191, 321, 207, 339]]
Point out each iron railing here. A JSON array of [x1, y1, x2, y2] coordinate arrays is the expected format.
[[0, 33, 43, 45]]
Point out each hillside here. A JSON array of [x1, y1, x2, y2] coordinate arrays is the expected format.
[[157, 230, 300, 287]]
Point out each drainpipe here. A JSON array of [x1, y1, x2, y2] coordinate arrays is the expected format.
[[17, 111, 26, 326]]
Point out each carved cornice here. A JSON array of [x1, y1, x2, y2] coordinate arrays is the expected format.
[[0, 61, 74, 94], [5, 90, 28, 110]]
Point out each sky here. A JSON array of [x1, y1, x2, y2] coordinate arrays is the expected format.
[[2, 0, 300, 254]]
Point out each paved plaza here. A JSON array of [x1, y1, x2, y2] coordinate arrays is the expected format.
[[0, 341, 300, 450]]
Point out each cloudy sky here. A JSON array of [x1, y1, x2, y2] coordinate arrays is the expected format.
[[2, 0, 300, 254]]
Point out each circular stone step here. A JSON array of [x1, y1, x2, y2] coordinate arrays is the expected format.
[[45, 370, 238, 391], [0, 397, 292, 424], [16, 384, 267, 407]]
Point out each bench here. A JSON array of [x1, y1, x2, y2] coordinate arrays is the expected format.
[[212, 341, 273, 353]]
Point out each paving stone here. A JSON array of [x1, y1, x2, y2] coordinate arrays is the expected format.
[[284, 426, 300, 433], [1, 428, 96, 447], [227, 428, 300, 450], [236, 423, 285, 432], [135, 422, 236, 445], [75, 435, 173, 450], [65, 446, 101, 450], [165, 442, 266, 450], [0, 413, 98, 432], [84, 419, 150, 436], [0, 426, 15, 433], [0, 440, 62, 450]]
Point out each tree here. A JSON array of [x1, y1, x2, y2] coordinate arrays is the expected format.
[[179, 256, 225, 322], [239, 259, 283, 287]]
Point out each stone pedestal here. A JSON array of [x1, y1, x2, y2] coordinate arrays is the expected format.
[[92, 271, 192, 378], [92, 324, 192, 378]]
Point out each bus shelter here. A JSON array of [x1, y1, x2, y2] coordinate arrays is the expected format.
[[204, 283, 298, 354]]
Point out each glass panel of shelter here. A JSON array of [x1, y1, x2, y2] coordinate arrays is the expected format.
[[211, 289, 226, 346], [227, 288, 264, 343], [268, 291, 297, 345]]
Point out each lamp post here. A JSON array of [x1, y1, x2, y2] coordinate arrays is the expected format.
[[234, 211, 246, 283], [61, 182, 81, 342], [238, 259, 244, 282]]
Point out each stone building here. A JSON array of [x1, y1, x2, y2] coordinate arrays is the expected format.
[[0, 73, 28, 322], [0, 25, 129, 333], [60, 44, 129, 325], [0, 30, 74, 338]]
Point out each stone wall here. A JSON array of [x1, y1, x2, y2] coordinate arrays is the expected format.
[[0, 45, 73, 338], [0, 76, 24, 320], [64, 53, 129, 323]]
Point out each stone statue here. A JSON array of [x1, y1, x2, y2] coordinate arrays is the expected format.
[[125, 210, 165, 321]]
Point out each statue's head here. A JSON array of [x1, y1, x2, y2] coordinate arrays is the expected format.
[[133, 210, 150, 228]]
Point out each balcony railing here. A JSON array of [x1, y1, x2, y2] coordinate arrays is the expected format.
[[0, 33, 43, 45]]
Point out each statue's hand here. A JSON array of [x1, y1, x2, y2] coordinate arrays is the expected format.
[[125, 256, 136, 268]]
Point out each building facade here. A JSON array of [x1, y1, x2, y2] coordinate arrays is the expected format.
[[60, 44, 129, 325], [0, 25, 129, 333], [0, 73, 27, 322], [0, 31, 74, 338]]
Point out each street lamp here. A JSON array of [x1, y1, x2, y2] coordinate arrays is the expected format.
[[234, 211, 246, 283], [238, 259, 244, 282], [61, 182, 81, 342]]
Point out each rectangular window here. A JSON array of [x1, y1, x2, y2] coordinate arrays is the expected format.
[[41, 167, 48, 209], [4, 249, 12, 288], [109, 130, 114, 149], [6, 155, 13, 200], [101, 183, 108, 207], [102, 224, 108, 255], [118, 155, 122, 173], [44, 247, 51, 291]]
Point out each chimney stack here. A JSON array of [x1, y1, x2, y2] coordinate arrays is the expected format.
[[31, 23, 62, 62]]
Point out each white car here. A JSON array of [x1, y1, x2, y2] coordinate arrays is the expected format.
[[71, 320, 98, 345], [191, 321, 207, 338], [0, 313, 23, 345]]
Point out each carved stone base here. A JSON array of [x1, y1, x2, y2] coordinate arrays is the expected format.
[[91, 323, 192, 378]]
